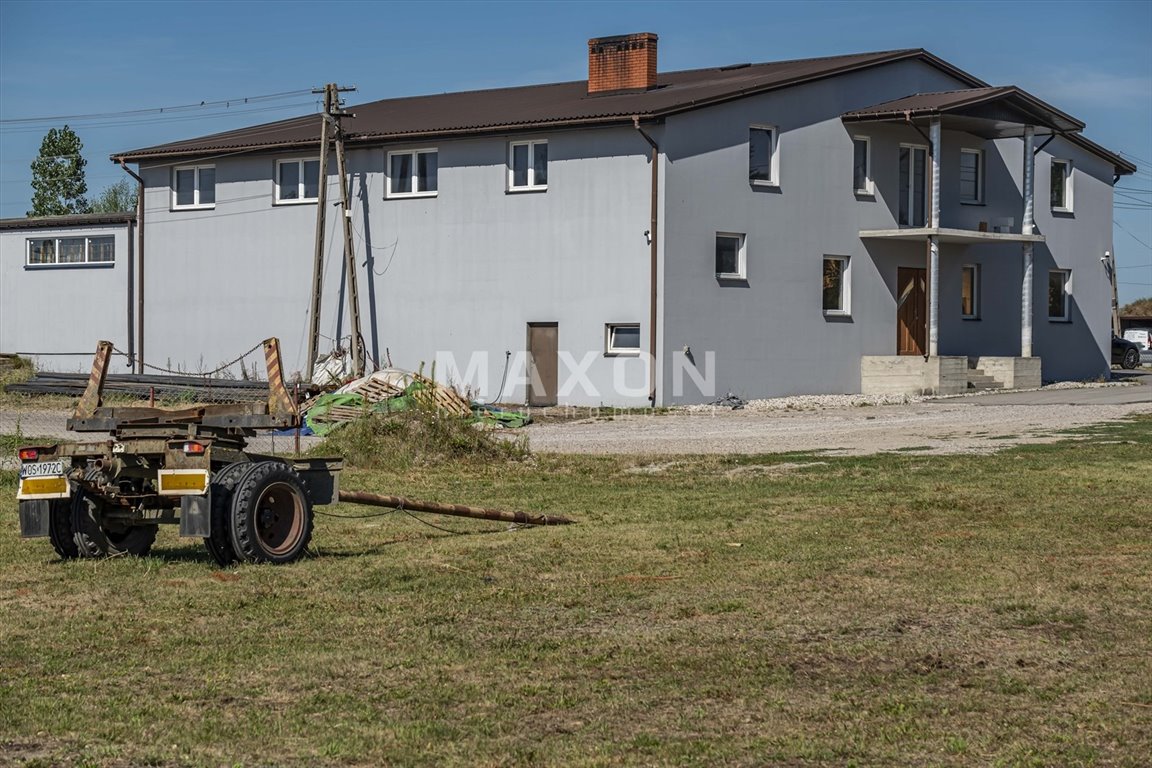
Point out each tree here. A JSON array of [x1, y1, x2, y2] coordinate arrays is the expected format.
[[28, 125, 89, 216], [1120, 297, 1152, 317], [90, 178, 138, 213]]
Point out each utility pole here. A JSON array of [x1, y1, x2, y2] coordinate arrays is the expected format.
[[305, 83, 357, 381], [1108, 250, 1121, 337], [334, 110, 365, 378]]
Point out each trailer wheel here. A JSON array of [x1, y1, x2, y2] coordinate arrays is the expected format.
[[203, 461, 251, 567], [47, 498, 78, 560], [72, 469, 158, 558], [229, 461, 313, 564]]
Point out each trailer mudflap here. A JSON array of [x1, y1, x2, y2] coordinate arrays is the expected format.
[[180, 494, 211, 538], [18, 500, 50, 538]]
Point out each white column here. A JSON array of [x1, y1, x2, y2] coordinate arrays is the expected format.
[[928, 117, 941, 357], [1021, 125, 1035, 357]]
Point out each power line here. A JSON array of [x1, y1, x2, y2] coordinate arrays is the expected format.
[[0, 89, 315, 125], [1115, 219, 1152, 251]]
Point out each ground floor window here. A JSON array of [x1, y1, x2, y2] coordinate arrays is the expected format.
[[1048, 269, 1071, 321], [715, 233, 746, 279], [606, 324, 641, 355], [822, 256, 850, 314], [26, 235, 115, 267], [961, 264, 980, 319]]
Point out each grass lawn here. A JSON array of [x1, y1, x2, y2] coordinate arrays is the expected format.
[[1, 417, 1150, 767]]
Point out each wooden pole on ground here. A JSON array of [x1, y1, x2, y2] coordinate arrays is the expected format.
[[337, 490, 575, 526]]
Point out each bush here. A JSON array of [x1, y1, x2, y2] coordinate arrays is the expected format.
[[313, 405, 529, 471]]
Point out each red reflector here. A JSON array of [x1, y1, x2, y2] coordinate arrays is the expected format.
[[183, 442, 206, 455], [18, 448, 39, 461]]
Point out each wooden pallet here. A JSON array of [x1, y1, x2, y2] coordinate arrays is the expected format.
[[355, 377, 405, 403], [311, 405, 370, 423], [412, 375, 471, 416]]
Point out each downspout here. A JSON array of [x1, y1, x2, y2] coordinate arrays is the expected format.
[[633, 116, 659, 405], [118, 158, 145, 374]]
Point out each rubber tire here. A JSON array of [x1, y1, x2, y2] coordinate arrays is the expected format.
[[203, 462, 251, 567], [47, 498, 78, 560], [228, 461, 313, 564], [72, 468, 158, 558], [1121, 347, 1140, 370]]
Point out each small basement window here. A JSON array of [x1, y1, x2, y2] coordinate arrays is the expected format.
[[606, 324, 641, 355]]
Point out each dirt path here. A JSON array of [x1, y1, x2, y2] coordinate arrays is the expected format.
[[523, 397, 1152, 455]]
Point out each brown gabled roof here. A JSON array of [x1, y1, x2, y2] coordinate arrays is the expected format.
[[113, 48, 977, 162], [0, 211, 135, 231], [843, 86, 1135, 175]]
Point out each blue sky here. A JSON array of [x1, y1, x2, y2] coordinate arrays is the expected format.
[[2, 0, 1150, 301]]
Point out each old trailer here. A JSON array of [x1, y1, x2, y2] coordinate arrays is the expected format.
[[15, 339, 341, 565]]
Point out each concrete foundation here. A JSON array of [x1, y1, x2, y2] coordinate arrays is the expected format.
[[861, 356, 970, 396], [972, 356, 1042, 389]]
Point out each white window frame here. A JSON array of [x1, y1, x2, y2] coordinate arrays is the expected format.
[[715, 232, 747, 280], [959, 148, 984, 204], [25, 234, 115, 268], [605, 323, 642, 356], [898, 143, 929, 227], [749, 124, 779, 188], [386, 148, 439, 199], [1051, 159, 1073, 212], [275, 157, 321, 204], [852, 136, 873, 195], [507, 140, 547, 192], [961, 264, 980, 319], [822, 255, 851, 316], [171, 164, 215, 210], [1048, 269, 1072, 321]]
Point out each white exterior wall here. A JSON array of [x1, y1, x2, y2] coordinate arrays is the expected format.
[[139, 126, 655, 404], [0, 223, 133, 372]]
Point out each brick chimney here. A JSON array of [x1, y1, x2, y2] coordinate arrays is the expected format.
[[587, 33, 658, 95]]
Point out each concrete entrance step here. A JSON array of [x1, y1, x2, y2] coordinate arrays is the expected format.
[[966, 367, 1004, 390]]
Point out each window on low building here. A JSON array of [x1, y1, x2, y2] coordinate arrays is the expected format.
[[606, 323, 641, 355], [822, 256, 850, 314], [1051, 159, 1073, 212], [508, 140, 547, 191], [852, 136, 872, 195], [961, 264, 980, 319], [1048, 269, 1071, 321], [898, 144, 927, 226], [276, 158, 321, 203], [749, 125, 778, 186], [959, 148, 983, 204], [715, 233, 746, 280], [173, 164, 215, 209], [388, 149, 438, 197], [26, 235, 116, 267]]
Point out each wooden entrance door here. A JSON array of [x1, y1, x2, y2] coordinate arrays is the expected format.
[[897, 268, 927, 356], [526, 323, 558, 406]]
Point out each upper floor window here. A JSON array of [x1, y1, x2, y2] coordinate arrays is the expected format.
[[276, 158, 320, 203], [715, 232, 747, 280], [959, 148, 983, 204], [823, 256, 850, 315], [1051, 159, 1073, 212], [898, 144, 927, 227], [852, 136, 872, 195], [1048, 269, 1071, 321], [749, 125, 778, 186], [388, 149, 438, 198], [173, 164, 215, 209], [508, 140, 547, 191], [26, 235, 115, 267]]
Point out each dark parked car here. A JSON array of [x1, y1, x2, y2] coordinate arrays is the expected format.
[[1112, 335, 1142, 369]]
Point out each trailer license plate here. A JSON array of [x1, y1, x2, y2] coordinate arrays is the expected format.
[[17, 461, 69, 500]]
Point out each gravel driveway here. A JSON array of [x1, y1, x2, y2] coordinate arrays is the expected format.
[[523, 381, 1152, 456]]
